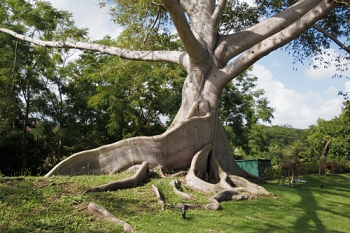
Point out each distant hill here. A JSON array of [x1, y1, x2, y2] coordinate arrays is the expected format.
[[264, 125, 306, 146]]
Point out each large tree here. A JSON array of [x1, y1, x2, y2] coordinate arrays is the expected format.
[[0, 0, 344, 194]]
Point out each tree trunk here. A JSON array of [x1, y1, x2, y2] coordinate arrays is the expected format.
[[21, 80, 30, 173]]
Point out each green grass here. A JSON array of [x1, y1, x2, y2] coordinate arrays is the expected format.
[[1, 173, 349, 233]]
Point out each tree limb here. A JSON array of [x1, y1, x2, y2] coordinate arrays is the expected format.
[[312, 24, 350, 54], [219, 0, 337, 87], [162, 0, 206, 64], [0, 28, 189, 67], [141, 5, 162, 48], [215, 0, 329, 66], [211, 0, 228, 31]]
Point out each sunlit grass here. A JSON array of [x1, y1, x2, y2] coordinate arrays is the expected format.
[[1, 173, 349, 232]]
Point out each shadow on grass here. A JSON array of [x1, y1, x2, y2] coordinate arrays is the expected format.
[[293, 184, 326, 232], [292, 174, 347, 233]]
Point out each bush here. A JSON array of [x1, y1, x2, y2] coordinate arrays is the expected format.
[[298, 160, 350, 175], [264, 165, 280, 180], [329, 161, 350, 174], [299, 162, 318, 175]]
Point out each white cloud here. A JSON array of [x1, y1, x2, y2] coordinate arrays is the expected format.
[[251, 64, 343, 129], [243, 0, 256, 6], [48, 0, 123, 40], [324, 86, 338, 94], [345, 81, 350, 93]]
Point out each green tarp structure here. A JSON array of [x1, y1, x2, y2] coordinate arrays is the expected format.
[[236, 159, 271, 178]]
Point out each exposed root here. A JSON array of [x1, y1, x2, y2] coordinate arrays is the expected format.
[[170, 178, 195, 200], [153, 164, 168, 178], [186, 144, 231, 192], [126, 164, 142, 173], [171, 171, 188, 177], [151, 184, 165, 211], [212, 190, 239, 202], [204, 198, 221, 211], [36, 183, 56, 189], [204, 190, 258, 210], [205, 190, 239, 211], [183, 143, 269, 211], [88, 202, 135, 232], [185, 143, 269, 198], [228, 175, 269, 195], [85, 162, 149, 193], [45, 110, 213, 177], [174, 203, 201, 210]]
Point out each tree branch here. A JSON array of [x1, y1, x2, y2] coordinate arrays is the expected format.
[[162, 0, 206, 64], [215, 0, 326, 66], [0, 28, 189, 68], [211, 0, 228, 30], [141, 5, 162, 48], [312, 24, 350, 54], [219, 0, 337, 87]]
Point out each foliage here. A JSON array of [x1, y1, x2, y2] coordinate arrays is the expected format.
[[219, 68, 274, 157], [265, 125, 305, 147], [220, 0, 260, 33], [1, 173, 350, 232], [262, 102, 350, 174], [263, 165, 280, 180], [0, 0, 87, 175], [307, 101, 350, 161], [258, 125, 307, 166], [73, 36, 185, 140]]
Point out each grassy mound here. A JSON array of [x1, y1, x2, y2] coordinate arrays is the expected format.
[[1, 172, 349, 232]]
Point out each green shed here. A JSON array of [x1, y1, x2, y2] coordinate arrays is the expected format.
[[235, 159, 271, 178]]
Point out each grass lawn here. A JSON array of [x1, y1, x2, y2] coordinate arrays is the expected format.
[[1, 172, 349, 233]]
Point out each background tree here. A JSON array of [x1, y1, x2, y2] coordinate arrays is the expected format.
[[307, 101, 350, 162], [219, 68, 273, 157], [0, 0, 87, 175]]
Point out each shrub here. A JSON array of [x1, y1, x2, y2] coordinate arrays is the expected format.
[[329, 161, 350, 174], [264, 165, 280, 180], [299, 162, 318, 175]]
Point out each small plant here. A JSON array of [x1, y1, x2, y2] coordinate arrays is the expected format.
[[264, 166, 279, 180]]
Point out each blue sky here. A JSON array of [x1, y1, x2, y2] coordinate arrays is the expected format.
[[47, 0, 350, 129]]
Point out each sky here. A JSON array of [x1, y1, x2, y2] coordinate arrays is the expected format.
[[47, 0, 350, 129]]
